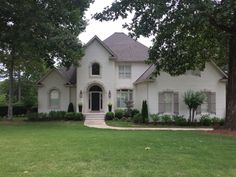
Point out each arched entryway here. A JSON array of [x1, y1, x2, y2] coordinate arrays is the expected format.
[[89, 85, 103, 111]]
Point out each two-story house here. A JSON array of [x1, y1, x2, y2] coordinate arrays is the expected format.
[[37, 32, 227, 119]]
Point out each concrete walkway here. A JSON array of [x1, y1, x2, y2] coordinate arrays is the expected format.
[[84, 119, 213, 131]]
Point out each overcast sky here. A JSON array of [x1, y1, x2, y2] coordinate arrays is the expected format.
[[79, 0, 153, 47]]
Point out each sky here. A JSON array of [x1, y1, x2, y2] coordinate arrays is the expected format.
[[79, 0, 153, 47]]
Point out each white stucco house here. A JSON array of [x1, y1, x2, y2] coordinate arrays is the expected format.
[[37, 32, 227, 119]]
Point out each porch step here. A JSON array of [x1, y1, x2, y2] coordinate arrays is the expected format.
[[85, 113, 105, 120]]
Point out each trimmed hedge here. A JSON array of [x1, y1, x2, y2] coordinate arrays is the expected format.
[[0, 105, 37, 117], [114, 109, 124, 119], [27, 111, 85, 121], [131, 113, 143, 123], [105, 112, 115, 120]]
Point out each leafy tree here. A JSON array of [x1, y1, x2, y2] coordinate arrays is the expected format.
[[0, 0, 92, 119], [184, 90, 206, 123], [94, 0, 236, 130]]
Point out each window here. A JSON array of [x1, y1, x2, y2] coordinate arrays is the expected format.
[[117, 89, 133, 108], [197, 92, 216, 114], [92, 63, 100, 76], [49, 89, 60, 108], [164, 92, 173, 113], [119, 65, 131, 78], [159, 92, 179, 114]]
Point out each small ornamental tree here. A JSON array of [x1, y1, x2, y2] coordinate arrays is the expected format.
[[141, 100, 148, 123], [67, 102, 74, 112], [184, 90, 206, 123]]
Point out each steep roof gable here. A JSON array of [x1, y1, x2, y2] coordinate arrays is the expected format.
[[103, 32, 149, 62], [134, 62, 228, 84], [36, 66, 76, 86], [84, 35, 117, 59]]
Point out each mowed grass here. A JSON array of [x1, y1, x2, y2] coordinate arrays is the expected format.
[[0, 121, 236, 177]]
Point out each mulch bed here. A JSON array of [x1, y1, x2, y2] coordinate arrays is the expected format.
[[207, 129, 236, 137]]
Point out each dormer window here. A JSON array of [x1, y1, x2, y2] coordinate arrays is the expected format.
[[92, 62, 100, 76]]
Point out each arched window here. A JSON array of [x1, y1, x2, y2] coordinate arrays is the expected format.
[[49, 89, 60, 108], [91, 63, 100, 75]]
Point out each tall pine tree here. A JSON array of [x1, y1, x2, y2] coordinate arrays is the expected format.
[[0, 0, 92, 119]]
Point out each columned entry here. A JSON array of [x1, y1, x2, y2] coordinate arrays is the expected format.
[[89, 85, 103, 111]]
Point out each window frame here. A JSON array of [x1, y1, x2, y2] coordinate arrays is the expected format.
[[119, 65, 131, 79], [116, 89, 133, 108], [163, 92, 174, 114], [91, 62, 100, 76], [49, 89, 60, 109]]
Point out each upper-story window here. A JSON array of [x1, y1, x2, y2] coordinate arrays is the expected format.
[[92, 62, 100, 76], [49, 89, 60, 109], [119, 65, 131, 78]]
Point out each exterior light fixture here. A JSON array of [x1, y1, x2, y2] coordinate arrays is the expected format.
[[79, 90, 83, 98], [108, 90, 111, 98]]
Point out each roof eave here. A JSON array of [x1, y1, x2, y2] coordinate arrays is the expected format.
[[134, 79, 155, 85]]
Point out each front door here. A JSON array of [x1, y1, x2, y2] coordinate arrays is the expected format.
[[89, 85, 103, 112], [91, 92, 100, 111]]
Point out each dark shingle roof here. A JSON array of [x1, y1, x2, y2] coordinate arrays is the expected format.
[[103, 32, 149, 62], [134, 64, 155, 84], [58, 66, 76, 84]]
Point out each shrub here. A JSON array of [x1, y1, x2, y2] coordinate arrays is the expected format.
[[65, 112, 75, 120], [115, 109, 124, 119], [160, 115, 172, 124], [173, 115, 187, 126], [220, 119, 225, 126], [200, 114, 212, 126], [150, 114, 160, 124], [131, 113, 143, 123], [67, 102, 74, 112], [212, 117, 221, 126], [27, 112, 38, 121], [49, 111, 66, 120], [37, 113, 49, 120], [105, 112, 115, 120], [141, 100, 148, 123], [123, 109, 131, 118], [64, 112, 84, 121], [74, 113, 85, 121], [0, 105, 31, 117], [131, 109, 140, 117]]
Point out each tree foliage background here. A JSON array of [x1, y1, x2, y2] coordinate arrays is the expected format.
[[0, 0, 93, 118], [94, 0, 236, 129]]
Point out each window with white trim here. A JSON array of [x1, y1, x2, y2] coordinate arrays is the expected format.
[[49, 89, 60, 108], [117, 89, 133, 108], [163, 92, 173, 113], [119, 65, 131, 78], [91, 62, 100, 76], [197, 92, 216, 114], [159, 91, 179, 114]]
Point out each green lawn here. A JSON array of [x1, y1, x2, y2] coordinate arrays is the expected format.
[[106, 120, 210, 128], [0, 121, 236, 177]]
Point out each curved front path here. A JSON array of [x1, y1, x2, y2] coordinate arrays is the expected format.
[[84, 119, 213, 131]]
